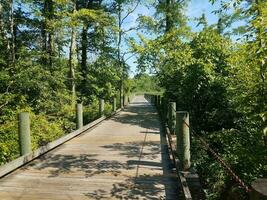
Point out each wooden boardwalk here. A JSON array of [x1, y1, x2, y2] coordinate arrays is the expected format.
[[0, 96, 180, 200]]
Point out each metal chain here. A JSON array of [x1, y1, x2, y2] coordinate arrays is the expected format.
[[152, 95, 251, 193], [182, 120, 251, 193]]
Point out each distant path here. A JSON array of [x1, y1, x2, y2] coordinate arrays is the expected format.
[[0, 95, 180, 199]]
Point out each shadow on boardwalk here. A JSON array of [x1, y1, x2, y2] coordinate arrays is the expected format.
[[101, 141, 160, 159], [10, 97, 180, 199], [19, 138, 179, 199], [112, 102, 160, 131], [22, 153, 133, 178], [84, 173, 169, 200]]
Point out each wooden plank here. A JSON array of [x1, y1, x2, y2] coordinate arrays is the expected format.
[[0, 109, 121, 178], [0, 96, 181, 199]]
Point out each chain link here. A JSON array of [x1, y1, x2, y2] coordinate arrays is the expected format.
[[151, 95, 251, 193], [182, 120, 251, 193]]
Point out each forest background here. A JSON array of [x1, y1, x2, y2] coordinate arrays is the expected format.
[[0, 0, 266, 199]]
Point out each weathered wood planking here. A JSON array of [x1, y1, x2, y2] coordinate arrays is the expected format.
[[0, 109, 121, 178], [0, 96, 180, 200]]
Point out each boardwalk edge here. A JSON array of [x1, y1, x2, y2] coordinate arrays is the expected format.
[[0, 109, 122, 178]]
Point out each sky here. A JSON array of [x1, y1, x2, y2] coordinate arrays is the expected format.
[[17, 0, 223, 78], [122, 0, 221, 77]]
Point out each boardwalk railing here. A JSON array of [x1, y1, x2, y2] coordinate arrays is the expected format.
[[144, 94, 194, 200], [145, 93, 267, 200], [0, 94, 135, 178]]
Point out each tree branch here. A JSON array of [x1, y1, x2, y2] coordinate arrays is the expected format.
[[120, 0, 141, 26]]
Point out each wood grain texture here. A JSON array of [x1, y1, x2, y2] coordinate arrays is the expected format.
[[0, 96, 180, 200], [0, 110, 121, 178]]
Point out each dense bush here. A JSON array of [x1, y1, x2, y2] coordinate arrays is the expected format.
[[132, 1, 267, 197]]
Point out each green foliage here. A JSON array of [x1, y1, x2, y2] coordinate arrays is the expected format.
[[80, 55, 120, 102], [131, 73, 162, 93], [30, 113, 65, 149], [0, 120, 19, 164], [0, 108, 72, 165], [132, 1, 267, 198], [0, 0, 125, 167]]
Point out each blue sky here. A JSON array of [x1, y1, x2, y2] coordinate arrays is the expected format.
[[122, 0, 221, 77], [18, 0, 224, 77]]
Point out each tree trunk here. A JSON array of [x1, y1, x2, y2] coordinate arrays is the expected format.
[[118, 3, 124, 107], [69, 0, 77, 105], [9, 0, 15, 65], [42, 1, 48, 66], [47, 0, 54, 69], [165, 0, 174, 33], [81, 24, 88, 90], [47, 29, 54, 69], [42, 0, 54, 69], [0, 3, 10, 63]]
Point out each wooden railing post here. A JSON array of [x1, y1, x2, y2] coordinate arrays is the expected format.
[[168, 102, 176, 134], [113, 97, 116, 112], [120, 95, 123, 108], [125, 95, 128, 106], [157, 95, 161, 107], [18, 112, 31, 155], [250, 178, 267, 200], [99, 99, 104, 116], [155, 95, 158, 106], [76, 103, 83, 129], [161, 97, 167, 122], [176, 111, 191, 171]]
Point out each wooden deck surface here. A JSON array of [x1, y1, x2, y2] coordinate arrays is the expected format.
[[0, 95, 181, 200]]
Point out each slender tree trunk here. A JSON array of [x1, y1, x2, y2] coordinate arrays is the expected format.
[[47, 30, 54, 69], [42, 0, 54, 69], [69, 0, 77, 105], [165, 0, 175, 33], [79, 0, 98, 94], [81, 24, 88, 91], [42, 1, 48, 66], [0, 3, 10, 63], [118, 3, 124, 107], [47, 0, 54, 69], [9, 0, 15, 65]]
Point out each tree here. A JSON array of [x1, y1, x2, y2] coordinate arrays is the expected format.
[[68, 0, 78, 105], [113, 0, 141, 106]]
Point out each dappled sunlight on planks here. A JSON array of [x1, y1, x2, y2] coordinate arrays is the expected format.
[[0, 95, 180, 199]]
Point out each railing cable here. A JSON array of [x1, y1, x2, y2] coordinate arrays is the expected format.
[[150, 95, 252, 193], [182, 119, 252, 193]]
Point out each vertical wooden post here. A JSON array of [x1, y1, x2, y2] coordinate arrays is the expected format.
[[113, 97, 116, 112], [76, 103, 83, 129], [176, 111, 191, 171], [150, 94, 153, 104], [124, 95, 128, 106], [168, 102, 176, 134], [123, 95, 125, 107], [154, 95, 157, 106], [161, 97, 166, 121], [18, 112, 31, 155], [157, 95, 161, 107], [120, 94, 123, 108], [250, 178, 267, 200], [99, 99, 104, 116]]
